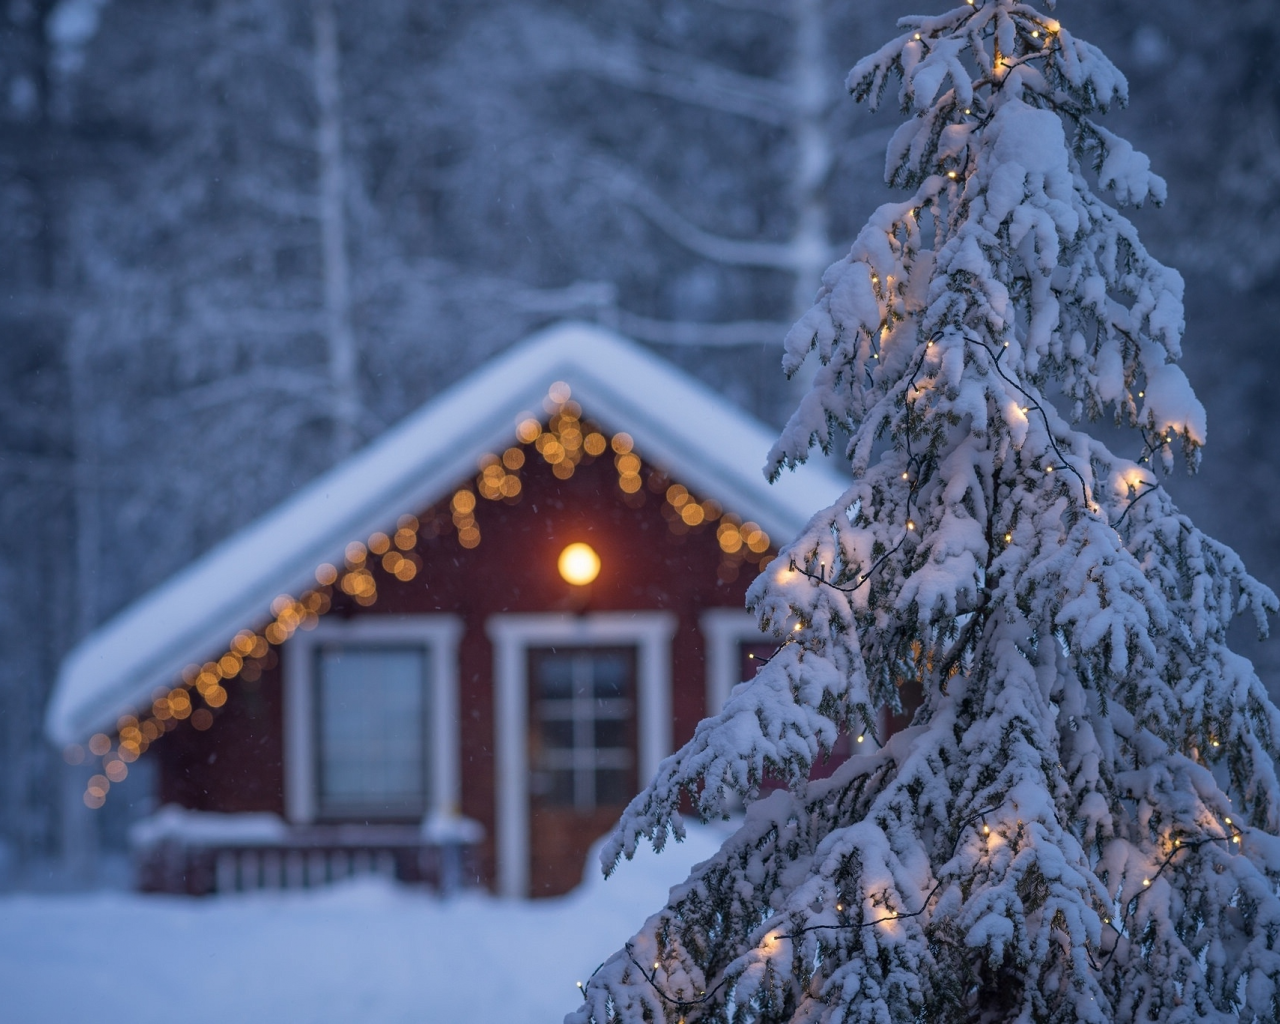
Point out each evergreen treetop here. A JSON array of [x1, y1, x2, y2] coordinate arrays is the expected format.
[[572, 1, 1280, 1021]]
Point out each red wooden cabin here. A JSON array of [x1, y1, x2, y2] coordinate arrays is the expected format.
[[48, 324, 845, 897]]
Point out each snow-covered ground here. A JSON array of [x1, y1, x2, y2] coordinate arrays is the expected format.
[[0, 824, 727, 1024]]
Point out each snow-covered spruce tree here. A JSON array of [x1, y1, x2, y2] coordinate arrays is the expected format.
[[572, 3, 1280, 1023]]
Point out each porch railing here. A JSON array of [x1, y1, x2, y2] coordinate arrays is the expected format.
[[131, 807, 482, 896]]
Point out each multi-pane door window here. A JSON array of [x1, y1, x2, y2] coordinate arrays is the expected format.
[[529, 647, 635, 810], [315, 645, 429, 819]]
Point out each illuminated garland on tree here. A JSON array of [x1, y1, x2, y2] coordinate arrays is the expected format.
[[570, 2, 1280, 1022]]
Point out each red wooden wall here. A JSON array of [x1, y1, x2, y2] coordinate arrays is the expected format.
[[156, 440, 770, 892]]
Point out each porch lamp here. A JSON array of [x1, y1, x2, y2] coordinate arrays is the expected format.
[[558, 542, 601, 586]]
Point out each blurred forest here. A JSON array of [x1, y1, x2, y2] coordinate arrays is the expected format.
[[1, 0, 1277, 885]]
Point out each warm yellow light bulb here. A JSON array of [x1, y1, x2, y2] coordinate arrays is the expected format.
[[906, 519, 916, 531], [856, 734, 865, 743], [558, 543, 601, 586], [982, 823, 990, 834], [1142, 878, 1151, 887]]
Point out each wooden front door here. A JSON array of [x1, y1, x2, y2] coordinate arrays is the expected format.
[[526, 646, 637, 896]]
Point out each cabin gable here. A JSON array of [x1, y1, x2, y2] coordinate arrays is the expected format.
[[50, 326, 849, 897], [147, 407, 779, 896]]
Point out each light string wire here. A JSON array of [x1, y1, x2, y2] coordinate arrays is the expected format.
[[1090, 821, 1249, 973], [621, 802, 998, 1015], [619, 799, 1249, 1013], [791, 319, 1174, 601]]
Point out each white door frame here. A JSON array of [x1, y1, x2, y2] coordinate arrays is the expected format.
[[283, 615, 464, 824], [487, 611, 677, 898]]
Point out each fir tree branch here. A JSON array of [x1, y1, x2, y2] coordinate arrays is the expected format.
[[1097, 824, 1247, 971], [625, 944, 736, 1017], [777, 803, 1004, 940]]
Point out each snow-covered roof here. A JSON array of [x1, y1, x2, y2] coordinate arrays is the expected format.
[[47, 322, 847, 745]]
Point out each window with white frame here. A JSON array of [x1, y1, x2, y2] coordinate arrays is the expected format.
[[528, 647, 635, 810], [284, 617, 462, 825], [315, 645, 429, 818]]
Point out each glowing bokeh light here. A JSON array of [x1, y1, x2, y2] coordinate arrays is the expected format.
[[548, 380, 572, 404], [558, 542, 601, 586]]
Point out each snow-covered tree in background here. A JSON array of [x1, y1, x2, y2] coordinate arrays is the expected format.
[[573, 2, 1280, 1021]]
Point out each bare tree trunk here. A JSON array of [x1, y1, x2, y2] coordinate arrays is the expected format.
[[787, 0, 833, 319], [67, 334, 100, 644], [64, 326, 100, 883], [312, 0, 359, 459], [586, 0, 841, 342]]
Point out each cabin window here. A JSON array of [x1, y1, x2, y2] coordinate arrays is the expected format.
[[284, 616, 463, 826], [528, 647, 635, 810], [315, 645, 429, 819]]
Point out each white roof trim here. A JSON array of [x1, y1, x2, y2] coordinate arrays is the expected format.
[[47, 322, 847, 745]]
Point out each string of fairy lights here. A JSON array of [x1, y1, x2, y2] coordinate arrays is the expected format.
[[785, 312, 1187, 731], [69, 381, 776, 809], [575, 8, 1237, 1016], [792, 0, 1174, 600], [608, 801, 1249, 1015]]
